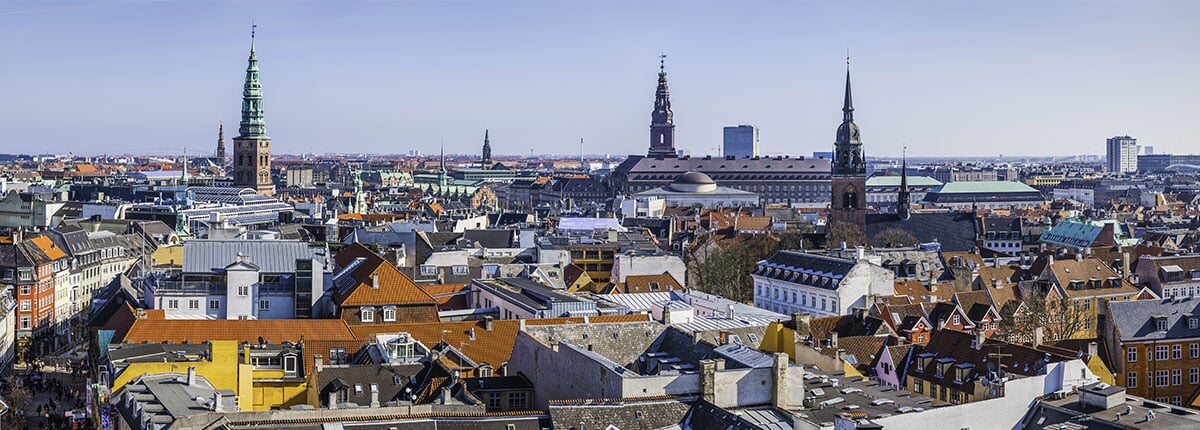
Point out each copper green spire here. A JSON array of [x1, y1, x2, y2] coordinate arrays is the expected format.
[[237, 23, 267, 140]]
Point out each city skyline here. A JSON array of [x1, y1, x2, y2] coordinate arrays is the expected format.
[[2, 1, 1199, 157]]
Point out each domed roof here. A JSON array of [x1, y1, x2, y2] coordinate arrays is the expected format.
[[674, 171, 715, 185], [669, 171, 718, 193]]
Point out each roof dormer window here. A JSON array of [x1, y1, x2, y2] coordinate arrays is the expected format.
[[1156, 317, 1168, 332], [1189, 316, 1198, 330]]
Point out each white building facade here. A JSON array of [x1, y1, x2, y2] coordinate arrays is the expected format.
[[751, 250, 893, 317]]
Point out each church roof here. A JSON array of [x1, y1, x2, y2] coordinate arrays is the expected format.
[[866, 176, 942, 187], [927, 181, 1039, 194], [865, 212, 978, 252]]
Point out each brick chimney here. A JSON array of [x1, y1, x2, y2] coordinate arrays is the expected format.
[[771, 353, 788, 409], [791, 312, 811, 338], [699, 359, 716, 403]]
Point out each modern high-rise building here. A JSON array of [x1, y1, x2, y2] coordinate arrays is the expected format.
[[232, 26, 274, 196], [1106, 135, 1137, 174], [722, 125, 759, 157]]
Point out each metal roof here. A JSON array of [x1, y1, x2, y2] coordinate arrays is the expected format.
[[596, 292, 673, 312], [182, 240, 328, 274], [866, 175, 943, 187]]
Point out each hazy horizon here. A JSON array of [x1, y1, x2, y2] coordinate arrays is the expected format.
[[3, 1, 1198, 158]]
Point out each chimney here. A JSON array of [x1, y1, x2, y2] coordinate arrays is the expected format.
[[1033, 326, 1044, 347], [186, 366, 196, 386], [483, 316, 494, 331], [993, 279, 1002, 289], [727, 304, 735, 319], [370, 384, 380, 408], [792, 313, 811, 338], [1075, 252, 1083, 262], [714, 358, 726, 371], [856, 246, 865, 260], [440, 387, 452, 405], [771, 353, 788, 409], [974, 330, 986, 350], [372, 273, 379, 289], [1087, 341, 1099, 358], [583, 315, 590, 325], [518, 318, 526, 332], [1122, 252, 1131, 276], [314, 355, 324, 369], [700, 359, 716, 403], [328, 391, 338, 409], [212, 392, 223, 413], [829, 332, 838, 349]]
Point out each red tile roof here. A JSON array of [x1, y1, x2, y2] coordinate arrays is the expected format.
[[334, 243, 438, 308]]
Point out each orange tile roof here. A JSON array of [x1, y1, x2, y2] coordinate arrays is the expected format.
[[1046, 257, 1141, 298], [733, 216, 773, 232], [893, 279, 954, 303], [117, 318, 357, 344], [352, 320, 519, 368], [621, 272, 684, 293], [418, 284, 469, 310], [334, 243, 438, 308], [29, 235, 67, 260], [349, 315, 651, 367]]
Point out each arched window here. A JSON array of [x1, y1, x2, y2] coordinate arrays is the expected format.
[[844, 185, 858, 209]]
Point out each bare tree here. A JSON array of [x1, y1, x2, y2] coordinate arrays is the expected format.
[[869, 228, 919, 248], [826, 220, 866, 248], [999, 288, 1090, 343], [1, 376, 31, 428]]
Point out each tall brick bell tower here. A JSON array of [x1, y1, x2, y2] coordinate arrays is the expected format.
[[828, 58, 867, 245]]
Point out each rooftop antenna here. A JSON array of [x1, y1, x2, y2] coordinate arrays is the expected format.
[[580, 137, 585, 171]]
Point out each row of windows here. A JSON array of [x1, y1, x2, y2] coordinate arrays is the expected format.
[[757, 284, 838, 312], [1128, 368, 1199, 389], [361, 307, 397, 323], [163, 298, 272, 312], [912, 379, 968, 404], [1127, 343, 1200, 362]]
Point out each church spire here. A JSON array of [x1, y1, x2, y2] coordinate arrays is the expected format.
[[482, 129, 492, 165], [833, 55, 864, 175], [216, 121, 226, 163], [898, 144, 911, 220], [237, 23, 266, 140], [231, 23, 273, 196], [438, 141, 447, 189], [648, 53, 676, 158], [842, 59, 854, 123]]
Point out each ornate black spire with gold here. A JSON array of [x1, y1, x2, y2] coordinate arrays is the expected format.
[[648, 54, 676, 158]]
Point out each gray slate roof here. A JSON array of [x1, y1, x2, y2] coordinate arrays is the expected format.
[[550, 398, 694, 430], [183, 240, 328, 274], [1110, 297, 1200, 342]]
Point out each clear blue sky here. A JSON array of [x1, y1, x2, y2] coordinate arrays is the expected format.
[[2, 1, 1198, 157]]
